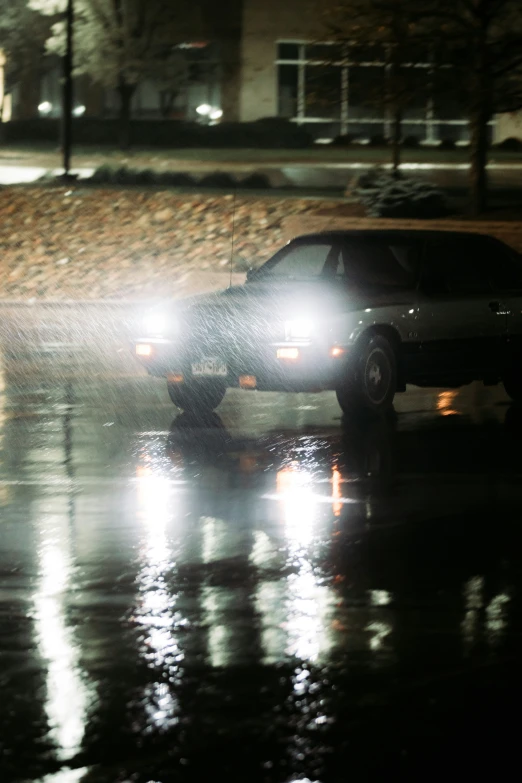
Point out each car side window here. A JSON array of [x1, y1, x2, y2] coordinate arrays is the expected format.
[[336, 239, 420, 290], [485, 241, 522, 293], [422, 238, 492, 297]]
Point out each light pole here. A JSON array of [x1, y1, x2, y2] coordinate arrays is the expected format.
[[61, 0, 74, 178]]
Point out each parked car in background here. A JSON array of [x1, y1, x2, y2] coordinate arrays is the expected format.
[[134, 230, 522, 414]]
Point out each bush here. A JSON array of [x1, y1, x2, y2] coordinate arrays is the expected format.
[[199, 172, 237, 188], [369, 133, 388, 147], [355, 168, 451, 218], [3, 117, 313, 149], [86, 166, 273, 191], [438, 138, 457, 150], [332, 134, 355, 147], [239, 173, 271, 189], [494, 136, 522, 152], [156, 172, 196, 187], [402, 135, 421, 148], [220, 118, 312, 148]]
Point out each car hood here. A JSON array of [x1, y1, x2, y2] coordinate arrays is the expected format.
[[179, 281, 411, 318]]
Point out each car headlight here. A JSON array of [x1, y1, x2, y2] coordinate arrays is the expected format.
[[142, 311, 176, 336], [285, 318, 314, 340]]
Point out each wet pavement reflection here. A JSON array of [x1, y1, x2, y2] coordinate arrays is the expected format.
[[1, 320, 522, 781]]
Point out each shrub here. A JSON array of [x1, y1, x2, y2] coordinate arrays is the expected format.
[[332, 134, 355, 147], [239, 173, 271, 189], [198, 172, 237, 188], [355, 168, 451, 218], [494, 136, 522, 152], [156, 172, 196, 187], [252, 116, 312, 147], [438, 138, 457, 150], [402, 135, 421, 148], [369, 133, 388, 147], [86, 166, 276, 191], [89, 166, 198, 187], [3, 117, 313, 149]]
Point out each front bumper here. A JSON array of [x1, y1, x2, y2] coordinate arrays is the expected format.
[[133, 338, 348, 392]]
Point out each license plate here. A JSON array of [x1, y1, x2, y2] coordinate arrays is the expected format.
[[191, 357, 228, 377]]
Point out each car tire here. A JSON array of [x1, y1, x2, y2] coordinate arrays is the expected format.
[[503, 369, 522, 402], [336, 334, 397, 414], [167, 380, 226, 412]]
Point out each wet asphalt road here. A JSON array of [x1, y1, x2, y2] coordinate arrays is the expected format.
[[1, 308, 522, 782]]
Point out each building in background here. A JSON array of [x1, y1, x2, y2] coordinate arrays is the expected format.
[[6, 0, 243, 125], [239, 0, 522, 143], [30, 42, 223, 122], [3, 0, 522, 142]]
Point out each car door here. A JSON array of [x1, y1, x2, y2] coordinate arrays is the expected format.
[[414, 235, 505, 377], [333, 234, 422, 343], [485, 239, 522, 367]]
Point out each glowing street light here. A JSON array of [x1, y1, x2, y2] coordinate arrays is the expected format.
[[196, 104, 212, 116]]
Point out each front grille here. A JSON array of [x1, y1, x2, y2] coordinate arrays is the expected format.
[[182, 305, 280, 357]]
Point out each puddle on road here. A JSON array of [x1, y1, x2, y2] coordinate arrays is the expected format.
[[1, 343, 522, 781]]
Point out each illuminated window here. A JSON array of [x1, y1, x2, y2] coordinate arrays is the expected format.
[[275, 40, 487, 142]]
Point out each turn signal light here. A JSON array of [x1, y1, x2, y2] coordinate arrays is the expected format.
[[330, 346, 346, 358], [167, 373, 184, 384], [136, 343, 153, 357], [277, 347, 300, 361], [239, 374, 257, 389]]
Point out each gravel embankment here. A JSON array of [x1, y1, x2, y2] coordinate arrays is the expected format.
[[0, 187, 334, 300]]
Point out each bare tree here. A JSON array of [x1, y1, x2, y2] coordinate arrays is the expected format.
[[30, 0, 204, 147], [325, 0, 432, 173], [421, 0, 522, 214], [0, 0, 52, 120], [156, 49, 189, 119]]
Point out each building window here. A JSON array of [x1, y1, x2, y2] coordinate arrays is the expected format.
[[278, 64, 298, 118], [275, 40, 475, 142], [304, 65, 342, 119]]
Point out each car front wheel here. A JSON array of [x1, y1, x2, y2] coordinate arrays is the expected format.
[[336, 334, 397, 414], [167, 380, 226, 412], [503, 368, 522, 402]]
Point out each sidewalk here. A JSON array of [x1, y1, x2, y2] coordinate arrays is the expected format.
[[2, 142, 522, 166], [1, 144, 521, 190]]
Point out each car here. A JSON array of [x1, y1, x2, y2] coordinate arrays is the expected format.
[[134, 229, 522, 414]]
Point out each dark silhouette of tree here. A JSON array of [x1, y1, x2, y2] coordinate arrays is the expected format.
[[31, 0, 205, 148], [324, 0, 522, 213], [0, 0, 52, 120], [325, 0, 433, 174], [422, 0, 522, 213]]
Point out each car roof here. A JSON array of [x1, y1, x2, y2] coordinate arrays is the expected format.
[[291, 229, 500, 243]]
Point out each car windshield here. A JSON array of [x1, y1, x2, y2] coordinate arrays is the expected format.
[[252, 241, 339, 281], [252, 237, 419, 289]]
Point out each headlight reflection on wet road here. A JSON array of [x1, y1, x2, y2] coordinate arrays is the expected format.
[[134, 460, 185, 731], [0, 347, 8, 508], [255, 465, 336, 664], [33, 514, 89, 761], [3, 323, 522, 783]]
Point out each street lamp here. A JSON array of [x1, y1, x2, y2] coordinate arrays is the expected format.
[[61, 0, 74, 179]]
